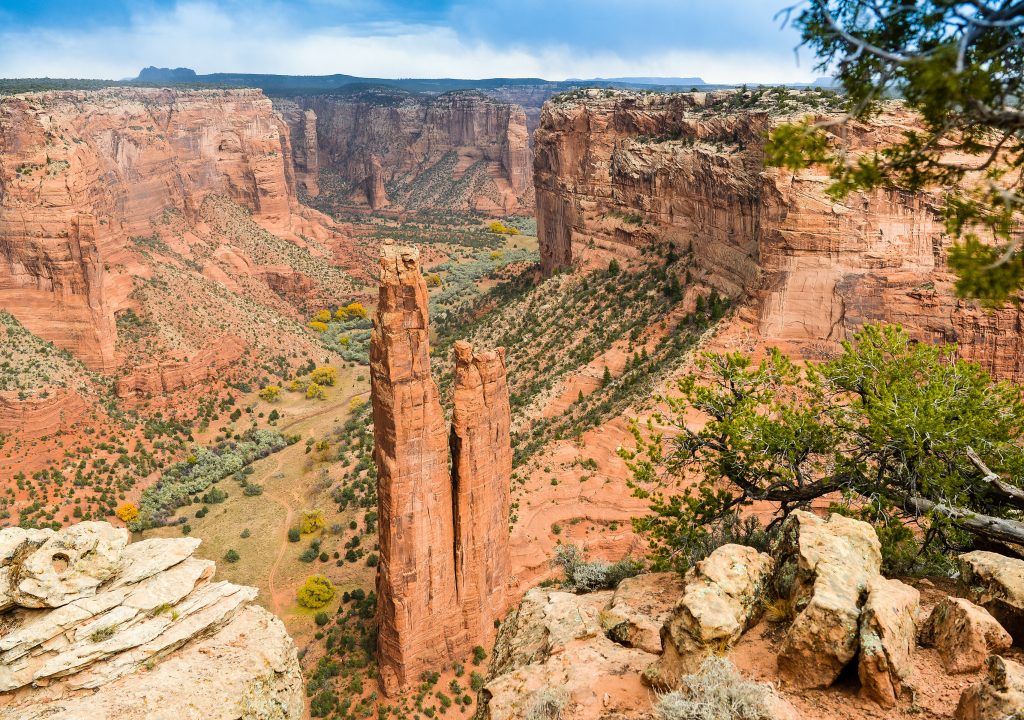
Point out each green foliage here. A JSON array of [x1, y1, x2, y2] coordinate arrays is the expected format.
[[622, 323, 1024, 573], [553, 544, 645, 592], [223, 549, 240, 563], [297, 574, 336, 609], [131, 429, 288, 530], [288, 527, 301, 542], [771, 1, 1024, 303]]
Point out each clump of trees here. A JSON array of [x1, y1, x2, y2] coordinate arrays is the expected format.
[[622, 324, 1024, 575], [298, 574, 336, 609]]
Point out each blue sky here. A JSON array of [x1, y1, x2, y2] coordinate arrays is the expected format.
[[0, 0, 819, 83]]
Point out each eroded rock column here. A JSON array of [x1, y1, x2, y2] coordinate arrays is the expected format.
[[451, 341, 513, 643], [371, 244, 459, 694]]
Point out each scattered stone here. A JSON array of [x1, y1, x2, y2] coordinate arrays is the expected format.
[[958, 551, 1024, 641], [955, 655, 1024, 720], [857, 576, 920, 707], [599, 571, 685, 654], [645, 543, 773, 689], [775, 511, 882, 690], [920, 597, 1012, 674]]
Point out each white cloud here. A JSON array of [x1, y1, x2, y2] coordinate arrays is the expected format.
[[0, 1, 816, 83]]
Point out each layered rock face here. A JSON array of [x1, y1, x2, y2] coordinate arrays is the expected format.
[[285, 90, 532, 213], [0, 522, 302, 719], [371, 245, 512, 694], [274, 100, 321, 196], [0, 87, 321, 370], [534, 90, 1024, 380]]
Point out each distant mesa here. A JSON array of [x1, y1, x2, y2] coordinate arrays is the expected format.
[[137, 66, 198, 82], [574, 76, 707, 86]]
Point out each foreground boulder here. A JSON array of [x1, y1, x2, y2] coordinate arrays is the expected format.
[[644, 543, 773, 689], [920, 597, 1012, 674], [479, 587, 658, 720], [599, 571, 685, 654], [958, 551, 1024, 641], [955, 655, 1024, 720], [857, 576, 920, 707], [775, 511, 882, 689], [0, 522, 302, 720]]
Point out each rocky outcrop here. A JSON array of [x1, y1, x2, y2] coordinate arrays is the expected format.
[[480, 587, 656, 720], [0, 389, 89, 435], [857, 576, 920, 707], [645, 543, 773, 688], [371, 245, 512, 694], [920, 596, 1012, 674], [289, 89, 532, 213], [0, 87, 338, 371], [115, 334, 246, 399], [599, 571, 685, 654], [775, 510, 883, 689], [958, 550, 1024, 641], [534, 89, 1024, 381], [451, 340, 513, 645], [0, 522, 302, 719], [955, 655, 1024, 720]]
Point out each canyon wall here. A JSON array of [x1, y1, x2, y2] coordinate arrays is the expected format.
[[282, 90, 532, 214], [370, 245, 511, 694], [535, 90, 1024, 380], [0, 87, 338, 371]]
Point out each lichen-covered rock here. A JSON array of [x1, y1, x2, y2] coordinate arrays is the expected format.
[[479, 588, 657, 720], [954, 655, 1024, 720], [857, 576, 920, 707], [775, 511, 882, 689], [958, 551, 1024, 641], [10, 522, 128, 609], [645, 544, 773, 689], [0, 523, 301, 720], [920, 597, 1012, 674], [599, 571, 685, 654]]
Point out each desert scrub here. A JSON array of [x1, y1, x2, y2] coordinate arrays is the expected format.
[[553, 544, 643, 592], [654, 656, 777, 720], [131, 428, 292, 530]]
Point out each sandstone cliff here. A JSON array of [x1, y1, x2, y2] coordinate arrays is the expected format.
[[0, 522, 302, 720], [451, 340, 513, 645], [0, 87, 352, 372], [534, 89, 1024, 380], [371, 245, 512, 694], [283, 89, 532, 214]]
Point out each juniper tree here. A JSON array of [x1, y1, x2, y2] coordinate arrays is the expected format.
[[621, 324, 1024, 573]]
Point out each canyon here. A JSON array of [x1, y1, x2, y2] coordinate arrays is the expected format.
[[371, 244, 511, 695], [535, 88, 1024, 380], [0, 86, 357, 375], [276, 89, 532, 214]]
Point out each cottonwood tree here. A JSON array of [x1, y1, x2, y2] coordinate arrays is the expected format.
[[621, 324, 1024, 573], [768, 0, 1024, 303]]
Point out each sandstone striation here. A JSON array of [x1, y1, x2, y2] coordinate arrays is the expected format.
[[534, 89, 1024, 380], [274, 100, 321, 197], [0, 522, 302, 719], [285, 89, 532, 213], [371, 245, 513, 694]]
